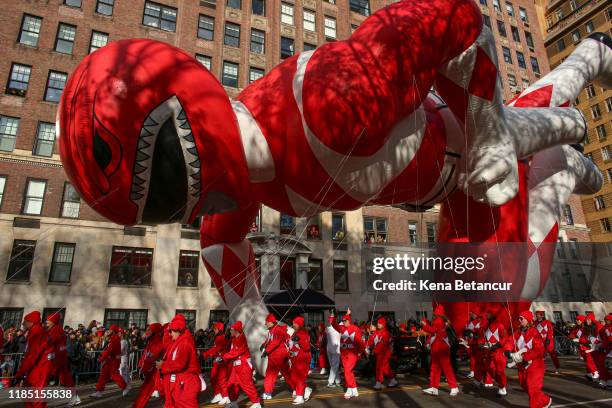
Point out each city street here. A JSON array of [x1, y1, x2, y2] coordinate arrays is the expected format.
[[2, 356, 610, 408]]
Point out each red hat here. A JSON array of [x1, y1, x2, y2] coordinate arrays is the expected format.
[[377, 317, 386, 326], [576, 315, 586, 323], [109, 324, 120, 332], [46, 312, 61, 325], [169, 315, 186, 331], [434, 305, 445, 316], [519, 311, 533, 323], [149, 323, 163, 334], [24, 311, 41, 323], [231, 321, 243, 332], [535, 310, 545, 316], [213, 322, 225, 331], [586, 312, 596, 321], [266, 313, 277, 324], [318, 322, 325, 330], [605, 314, 612, 322], [293, 316, 305, 327], [342, 312, 351, 322], [398, 322, 407, 330]]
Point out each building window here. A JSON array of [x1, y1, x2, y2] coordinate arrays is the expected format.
[[19, 14, 42, 47], [596, 125, 607, 141], [572, 30, 581, 43], [506, 2, 514, 16], [516, 51, 526, 69], [308, 259, 323, 291], [304, 43, 316, 51], [426, 222, 436, 243], [586, 84, 595, 98], [350, 0, 370, 16], [108, 246, 154, 286], [493, 0, 500, 12], [607, 168, 612, 183], [511, 26, 520, 42], [522, 78, 530, 90], [483, 15, 491, 29], [606, 97, 612, 112], [306, 215, 321, 239], [324, 16, 336, 39], [281, 3, 294, 25], [408, 221, 418, 245], [502, 46, 512, 64], [196, 54, 212, 70], [209, 310, 229, 326], [250, 29, 265, 54], [303, 9, 316, 32], [0, 116, 19, 152], [591, 104, 601, 120], [332, 213, 345, 241], [6, 63, 31, 97], [178, 250, 199, 287], [64, 0, 82, 7], [333, 260, 348, 292], [44, 71, 67, 103], [0, 308, 24, 329], [55, 23, 76, 54], [553, 311, 563, 324], [603, 146, 612, 161], [6, 240, 36, 282], [530, 57, 540, 75], [281, 37, 294, 59], [585, 20, 594, 34], [143, 1, 177, 32], [364, 217, 387, 244], [89, 31, 108, 53], [49, 243, 75, 283], [595, 195, 606, 211], [33, 122, 56, 157], [601, 218, 612, 233], [497, 20, 507, 38], [479, 0, 487, 5], [222, 61, 239, 87], [227, 0, 241, 9], [198, 15, 214, 41], [96, 0, 114, 15], [525, 31, 534, 48], [176, 309, 196, 332], [519, 7, 528, 23], [508, 74, 517, 88], [104, 309, 148, 330], [61, 183, 80, 218], [280, 213, 295, 234], [563, 204, 574, 225], [23, 179, 46, 215], [249, 67, 264, 83], [569, 0, 577, 10], [252, 0, 265, 16], [557, 38, 566, 52], [0, 176, 5, 208], [224, 22, 240, 47]]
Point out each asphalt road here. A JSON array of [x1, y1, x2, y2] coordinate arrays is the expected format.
[[2, 356, 610, 408]]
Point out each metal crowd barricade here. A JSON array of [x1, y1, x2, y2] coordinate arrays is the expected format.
[[0, 353, 23, 382]]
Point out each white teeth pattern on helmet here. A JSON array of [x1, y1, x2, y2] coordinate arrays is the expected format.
[[130, 95, 202, 224]]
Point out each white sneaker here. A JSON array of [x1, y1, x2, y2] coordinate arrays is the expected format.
[[292, 396, 305, 405], [249, 403, 262, 408], [450, 388, 459, 397], [262, 393, 272, 400], [484, 383, 493, 388], [151, 390, 160, 398], [497, 387, 507, 396], [374, 381, 383, 390], [122, 384, 131, 397], [319, 368, 327, 375], [344, 389, 353, 399], [90, 391, 103, 399], [350, 388, 359, 397], [304, 387, 312, 401], [211, 394, 222, 403], [423, 387, 439, 396], [218, 397, 231, 405], [67, 395, 81, 406], [467, 371, 474, 378], [292, 390, 296, 397], [593, 371, 600, 380], [388, 378, 399, 387], [554, 369, 561, 375]]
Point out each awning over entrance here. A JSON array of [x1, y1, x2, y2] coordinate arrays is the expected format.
[[264, 289, 335, 320]]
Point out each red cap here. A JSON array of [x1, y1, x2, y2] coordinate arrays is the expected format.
[[231, 321, 243, 332], [149, 323, 163, 334], [109, 324, 120, 332], [519, 311, 533, 323], [576, 315, 586, 323], [398, 322, 407, 330], [293, 316, 305, 327], [318, 323, 325, 330], [213, 322, 225, 331], [535, 310, 545, 316], [377, 317, 386, 326], [605, 314, 612, 322], [266, 313, 277, 324], [586, 312, 596, 321], [23, 311, 41, 324], [434, 305, 445, 316], [46, 312, 61, 325], [169, 315, 186, 331], [342, 313, 351, 323]]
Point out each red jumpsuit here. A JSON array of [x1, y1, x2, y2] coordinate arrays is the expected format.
[[569, 325, 595, 374], [201, 334, 230, 398], [505, 327, 550, 408], [134, 334, 165, 408], [481, 320, 507, 388], [370, 328, 394, 383], [421, 318, 457, 389], [96, 334, 127, 392], [47, 325, 75, 387], [14, 323, 54, 408], [535, 319, 560, 369], [330, 318, 364, 389], [289, 328, 311, 397], [159, 331, 201, 408], [590, 322, 609, 382], [223, 334, 260, 403], [262, 324, 294, 394], [463, 318, 482, 375], [316, 330, 328, 370]]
